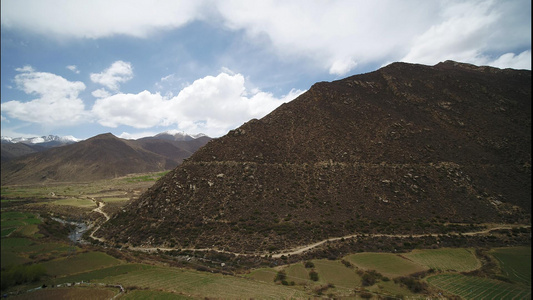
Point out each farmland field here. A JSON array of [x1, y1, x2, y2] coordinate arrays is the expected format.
[[122, 289, 194, 299], [8, 286, 118, 300], [427, 274, 531, 300], [490, 246, 531, 286], [41, 252, 123, 276], [403, 247, 481, 272], [94, 265, 308, 299], [344, 252, 428, 277]]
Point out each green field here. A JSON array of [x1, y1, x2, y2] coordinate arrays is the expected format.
[[95, 265, 308, 299], [344, 252, 428, 277], [284, 263, 311, 284], [51, 198, 96, 207], [41, 252, 123, 277], [8, 286, 118, 300], [490, 246, 531, 286], [246, 267, 277, 283], [100, 197, 130, 203], [427, 274, 531, 300], [403, 247, 481, 272], [122, 289, 194, 300], [312, 259, 361, 288], [1, 211, 42, 238]]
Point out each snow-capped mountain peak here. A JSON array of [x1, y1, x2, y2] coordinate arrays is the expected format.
[[1, 135, 81, 145]]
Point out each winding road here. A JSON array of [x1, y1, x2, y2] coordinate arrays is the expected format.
[[88, 198, 110, 242], [126, 223, 530, 258]]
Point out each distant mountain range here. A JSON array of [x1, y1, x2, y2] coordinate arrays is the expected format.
[[99, 61, 531, 252], [0, 132, 211, 184]]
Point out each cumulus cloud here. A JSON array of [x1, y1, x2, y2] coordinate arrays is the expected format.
[[485, 50, 531, 70], [0, 0, 206, 38], [1, 66, 89, 126], [1, 0, 530, 74], [92, 88, 111, 98], [92, 71, 305, 137], [400, 0, 531, 68], [90, 61, 133, 91]]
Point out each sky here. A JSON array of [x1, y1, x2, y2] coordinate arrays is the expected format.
[[1, 0, 531, 140]]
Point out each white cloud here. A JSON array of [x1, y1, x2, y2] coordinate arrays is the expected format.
[[485, 50, 531, 70], [0, 0, 206, 39], [1, 66, 89, 126], [66, 65, 80, 74], [400, 0, 531, 68], [90, 61, 133, 91], [1, 0, 530, 74], [92, 71, 305, 137], [92, 88, 111, 98]]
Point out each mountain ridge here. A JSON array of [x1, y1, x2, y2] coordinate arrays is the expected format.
[[0, 132, 211, 184], [99, 60, 531, 252]]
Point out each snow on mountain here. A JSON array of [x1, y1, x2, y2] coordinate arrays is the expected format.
[[1, 135, 81, 145], [154, 130, 208, 141]]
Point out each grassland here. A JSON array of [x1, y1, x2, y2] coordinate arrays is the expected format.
[[1, 172, 531, 299]]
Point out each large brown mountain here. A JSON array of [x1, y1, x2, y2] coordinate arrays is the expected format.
[[99, 61, 531, 252], [0, 133, 211, 185]]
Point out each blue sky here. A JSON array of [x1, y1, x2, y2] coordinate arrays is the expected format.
[[1, 0, 531, 140]]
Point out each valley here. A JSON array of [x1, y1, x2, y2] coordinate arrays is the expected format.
[[1, 61, 531, 299], [1, 171, 530, 299]]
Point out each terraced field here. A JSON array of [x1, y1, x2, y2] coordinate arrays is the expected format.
[[427, 274, 531, 299]]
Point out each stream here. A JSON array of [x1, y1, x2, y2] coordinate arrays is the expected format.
[[51, 217, 90, 244]]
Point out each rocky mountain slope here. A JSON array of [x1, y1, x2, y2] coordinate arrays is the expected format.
[[1, 133, 211, 184], [99, 61, 531, 252]]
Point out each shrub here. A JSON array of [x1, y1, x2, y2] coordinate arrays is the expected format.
[[309, 270, 319, 281], [305, 261, 315, 268], [274, 270, 286, 282]]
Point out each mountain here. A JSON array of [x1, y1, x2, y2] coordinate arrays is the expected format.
[[99, 61, 531, 252], [150, 130, 208, 142], [1, 135, 80, 162], [1, 134, 80, 145], [0, 133, 211, 185]]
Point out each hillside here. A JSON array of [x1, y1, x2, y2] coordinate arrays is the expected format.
[[100, 61, 531, 252], [0, 133, 210, 185]]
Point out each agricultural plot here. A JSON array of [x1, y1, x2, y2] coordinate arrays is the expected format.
[[48, 264, 153, 286], [309, 259, 361, 296], [50, 198, 96, 208], [2, 238, 77, 269], [284, 263, 311, 284], [246, 267, 277, 283], [41, 252, 123, 277], [344, 252, 427, 277], [490, 246, 531, 286], [122, 289, 194, 300], [1, 211, 42, 238], [8, 286, 118, 300], [427, 274, 531, 300], [95, 265, 307, 299], [100, 197, 130, 203], [403, 247, 481, 272]]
